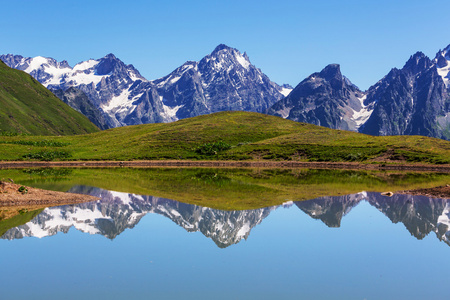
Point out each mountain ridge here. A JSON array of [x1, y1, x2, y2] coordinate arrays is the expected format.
[[1, 45, 290, 129], [2, 43, 450, 140]]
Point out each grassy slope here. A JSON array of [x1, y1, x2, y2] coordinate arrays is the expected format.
[[0, 60, 99, 136], [0, 111, 449, 164]]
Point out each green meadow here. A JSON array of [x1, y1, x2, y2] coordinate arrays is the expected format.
[[0, 111, 449, 164]]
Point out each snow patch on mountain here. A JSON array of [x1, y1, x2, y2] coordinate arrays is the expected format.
[[73, 59, 98, 71], [437, 64, 450, 87], [438, 204, 450, 223], [279, 86, 293, 97], [351, 95, 374, 128], [161, 102, 183, 121], [235, 52, 250, 69], [102, 89, 134, 114]]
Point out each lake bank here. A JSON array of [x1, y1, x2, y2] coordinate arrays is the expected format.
[[0, 181, 99, 220], [1, 160, 450, 172]]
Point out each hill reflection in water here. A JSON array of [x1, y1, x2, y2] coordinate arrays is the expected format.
[[2, 186, 450, 248]]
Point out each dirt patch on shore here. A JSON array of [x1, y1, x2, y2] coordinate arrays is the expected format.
[[399, 185, 450, 199], [0, 180, 98, 208]]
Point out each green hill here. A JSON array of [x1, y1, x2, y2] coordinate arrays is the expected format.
[[0, 60, 99, 135], [0, 111, 449, 164]]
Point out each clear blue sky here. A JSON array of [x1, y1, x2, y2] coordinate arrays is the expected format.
[[1, 0, 449, 90]]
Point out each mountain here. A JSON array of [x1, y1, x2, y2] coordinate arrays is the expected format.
[[0, 53, 150, 128], [153, 44, 289, 120], [267, 64, 371, 131], [1, 45, 290, 128], [267, 44, 450, 140], [1, 187, 276, 248], [359, 51, 450, 139], [0, 60, 99, 135]]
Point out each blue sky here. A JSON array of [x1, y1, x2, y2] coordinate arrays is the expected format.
[[1, 0, 448, 90]]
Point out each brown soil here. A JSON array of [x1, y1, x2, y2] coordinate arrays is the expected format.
[[0, 181, 98, 208], [0, 160, 450, 172], [399, 185, 450, 199]]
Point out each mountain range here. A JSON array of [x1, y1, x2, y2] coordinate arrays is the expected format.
[[1, 45, 289, 130], [1, 44, 449, 139], [2, 189, 450, 248]]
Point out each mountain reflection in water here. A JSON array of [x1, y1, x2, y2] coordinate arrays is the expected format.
[[2, 186, 450, 248]]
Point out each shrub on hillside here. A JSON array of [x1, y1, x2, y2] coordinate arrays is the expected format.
[[194, 141, 232, 155]]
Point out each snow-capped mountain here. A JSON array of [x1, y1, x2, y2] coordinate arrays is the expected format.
[[1, 45, 291, 128], [267, 44, 450, 140], [0, 53, 152, 128], [154, 44, 289, 120], [1, 187, 276, 248], [360, 51, 450, 139], [267, 64, 372, 131]]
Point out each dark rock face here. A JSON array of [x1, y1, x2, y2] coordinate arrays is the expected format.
[[267, 64, 369, 131], [51, 87, 115, 130], [268, 46, 450, 140], [360, 52, 450, 139]]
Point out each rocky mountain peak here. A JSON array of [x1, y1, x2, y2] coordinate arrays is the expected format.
[[59, 60, 70, 69], [96, 53, 125, 76], [442, 44, 450, 58], [212, 43, 233, 54], [403, 51, 432, 75], [0, 54, 24, 68], [201, 44, 251, 71], [267, 63, 367, 131], [319, 63, 342, 80]]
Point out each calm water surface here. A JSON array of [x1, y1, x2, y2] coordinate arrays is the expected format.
[[1, 183, 450, 300]]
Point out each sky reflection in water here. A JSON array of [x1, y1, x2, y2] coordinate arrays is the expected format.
[[1, 187, 450, 300]]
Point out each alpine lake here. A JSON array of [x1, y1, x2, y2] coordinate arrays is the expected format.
[[1, 167, 450, 300]]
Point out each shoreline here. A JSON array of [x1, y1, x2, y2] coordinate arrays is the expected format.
[[0, 181, 99, 220], [0, 160, 450, 172]]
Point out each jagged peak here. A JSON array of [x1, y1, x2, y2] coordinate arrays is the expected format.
[[319, 64, 342, 80], [201, 44, 252, 71], [1, 53, 24, 60], [103, 53, 117, 60], [443, 44, 450, 54], [434, 44, 450, 67], [403, 51, 432, 74], [212, 44, 233, 54]]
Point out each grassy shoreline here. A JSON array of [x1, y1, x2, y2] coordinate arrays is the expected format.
[[0, 112, 449, 165], [0, 160, 449, 172]]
